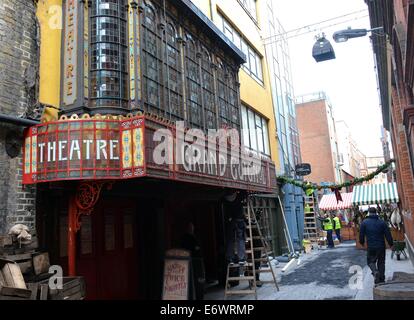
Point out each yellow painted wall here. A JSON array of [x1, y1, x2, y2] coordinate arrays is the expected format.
[[35, 0, 280, 168], [190, 0, 280, 168], [36, 0, 62, 121]]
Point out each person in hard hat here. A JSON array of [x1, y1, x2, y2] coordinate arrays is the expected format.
[[318, 214, 334, 248], [332, 213, 342, 243], [359, 207, 394, 284]]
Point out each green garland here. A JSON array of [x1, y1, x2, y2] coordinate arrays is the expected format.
[[278, 159, 395, 192]]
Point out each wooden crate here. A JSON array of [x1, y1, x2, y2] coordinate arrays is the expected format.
[[3, 253, 33, 275], [0, 258, 32, 300], [341, 226, 356, 241], [391, 228, 405, 241], [39, 276, 86, 300], [32, 252, 50, 276], [0, 258, 27, 289]]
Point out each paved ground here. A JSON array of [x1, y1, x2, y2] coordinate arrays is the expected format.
[[205, 241, 414, 300]]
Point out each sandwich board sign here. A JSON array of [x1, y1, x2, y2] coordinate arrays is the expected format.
[[162, 249, 194, 300]]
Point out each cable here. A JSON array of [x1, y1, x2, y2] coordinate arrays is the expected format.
[[262, 8, 368, 42], [264, 14, 369, 46]]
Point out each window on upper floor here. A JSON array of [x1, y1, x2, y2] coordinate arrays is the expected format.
[[142, 2, 183, 118], [139, 1, 242, 132], [237, 0, 257, 22], [241, 104, 270, 156], [90, 0, 128, 109], [216, 13, 263, 83]]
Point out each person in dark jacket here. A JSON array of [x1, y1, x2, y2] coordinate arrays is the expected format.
[[180, 222, 205, 300], [359, 207, 394, 284], [224, 191, 247, 265]]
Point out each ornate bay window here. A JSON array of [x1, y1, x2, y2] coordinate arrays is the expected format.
[[90, 0, 128, 110], [184, 34, 203, 128], [201, 49, 217, 130], [60, 0, 245, 133], [141, 2, 163, 115]]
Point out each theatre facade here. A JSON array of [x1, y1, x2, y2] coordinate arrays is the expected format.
[[27, 0, 279, 299]]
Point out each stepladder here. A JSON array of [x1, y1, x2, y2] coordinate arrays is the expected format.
[[303, 194, 320, 249], [224, 195, 279, 300]]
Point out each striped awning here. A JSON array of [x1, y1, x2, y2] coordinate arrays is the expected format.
[[319, 192, 353, 210], [351, 182, 399, 205]]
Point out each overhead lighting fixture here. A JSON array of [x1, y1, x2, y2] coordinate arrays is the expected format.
[[332, 26, 383, 43], [312, 34, 336, 62]]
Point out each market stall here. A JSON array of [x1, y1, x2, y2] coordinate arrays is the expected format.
[[351, 182, 403, 251], [319, 192, 355, 241], [351, 182, 399, 206], [319, 192, 353, 210]]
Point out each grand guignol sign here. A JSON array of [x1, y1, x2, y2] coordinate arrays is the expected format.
[[23, 114, 277, 193]]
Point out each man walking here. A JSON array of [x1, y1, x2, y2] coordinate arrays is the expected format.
[[359, 207, 394, 284], [333, 214, 342, 243]]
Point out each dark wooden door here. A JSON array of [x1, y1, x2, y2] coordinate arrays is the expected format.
[[77, 198, 139, 299]]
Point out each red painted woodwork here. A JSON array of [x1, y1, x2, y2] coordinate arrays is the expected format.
[[22, 115, 277, 194], [76, 199, 139, 300]]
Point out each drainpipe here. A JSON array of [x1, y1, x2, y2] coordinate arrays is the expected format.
[[0, 114, 40, 126]]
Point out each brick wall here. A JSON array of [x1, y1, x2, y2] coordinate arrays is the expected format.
[[391, 85, 414, 212], [296, 99, 336, 184], [0, 0, 38, 234], [390, 72, 414, 260]]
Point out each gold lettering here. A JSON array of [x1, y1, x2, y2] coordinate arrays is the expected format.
[[68, 13, 74, 27], [66, 64, 74, 78], [68, 0, 75, 10], [67, 30, 74, 44], [67, 45, 74, 57], [67, 82, 73, 96]]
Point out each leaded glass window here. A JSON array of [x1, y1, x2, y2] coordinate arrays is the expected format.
[[201, 49, 216, 130], [217, 59, 231, 128], [90, 0, 128, 109], [185, 34, 202, 128], [164, 21, 183, 121], [227, 70, 240, 129], [142, 1, 163, 115]]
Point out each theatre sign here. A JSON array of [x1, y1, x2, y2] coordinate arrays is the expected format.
[[23, 114, 277, 193]]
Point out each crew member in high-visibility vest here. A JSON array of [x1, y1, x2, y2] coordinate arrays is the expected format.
[[318, 214, 334, 248], [333, 214, 342, 243]]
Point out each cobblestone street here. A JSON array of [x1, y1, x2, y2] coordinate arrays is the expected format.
[[205, 241, 414, 300]]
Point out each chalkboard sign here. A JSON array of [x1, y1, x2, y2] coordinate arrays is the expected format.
[[162, 249, 193, 300]]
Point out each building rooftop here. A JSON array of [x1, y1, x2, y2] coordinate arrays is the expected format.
[[173, 0, 246, 64], [295, 91, 331, 106]]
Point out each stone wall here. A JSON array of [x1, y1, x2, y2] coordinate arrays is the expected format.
[[0, 0, 38, 233]]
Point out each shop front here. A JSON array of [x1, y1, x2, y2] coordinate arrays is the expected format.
[[25, 114, 277, 299]]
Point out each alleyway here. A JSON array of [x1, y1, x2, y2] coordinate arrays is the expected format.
[[205, 241, 414, 300]]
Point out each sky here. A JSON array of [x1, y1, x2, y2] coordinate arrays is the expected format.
[[275, 0, 384, 157]]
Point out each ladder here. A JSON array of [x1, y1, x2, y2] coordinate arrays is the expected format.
[[224, 196, 279, 300], [303, 194, 319, 248]]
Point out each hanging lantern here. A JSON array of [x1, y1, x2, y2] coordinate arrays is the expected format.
[[312, 35, 336, 62]]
